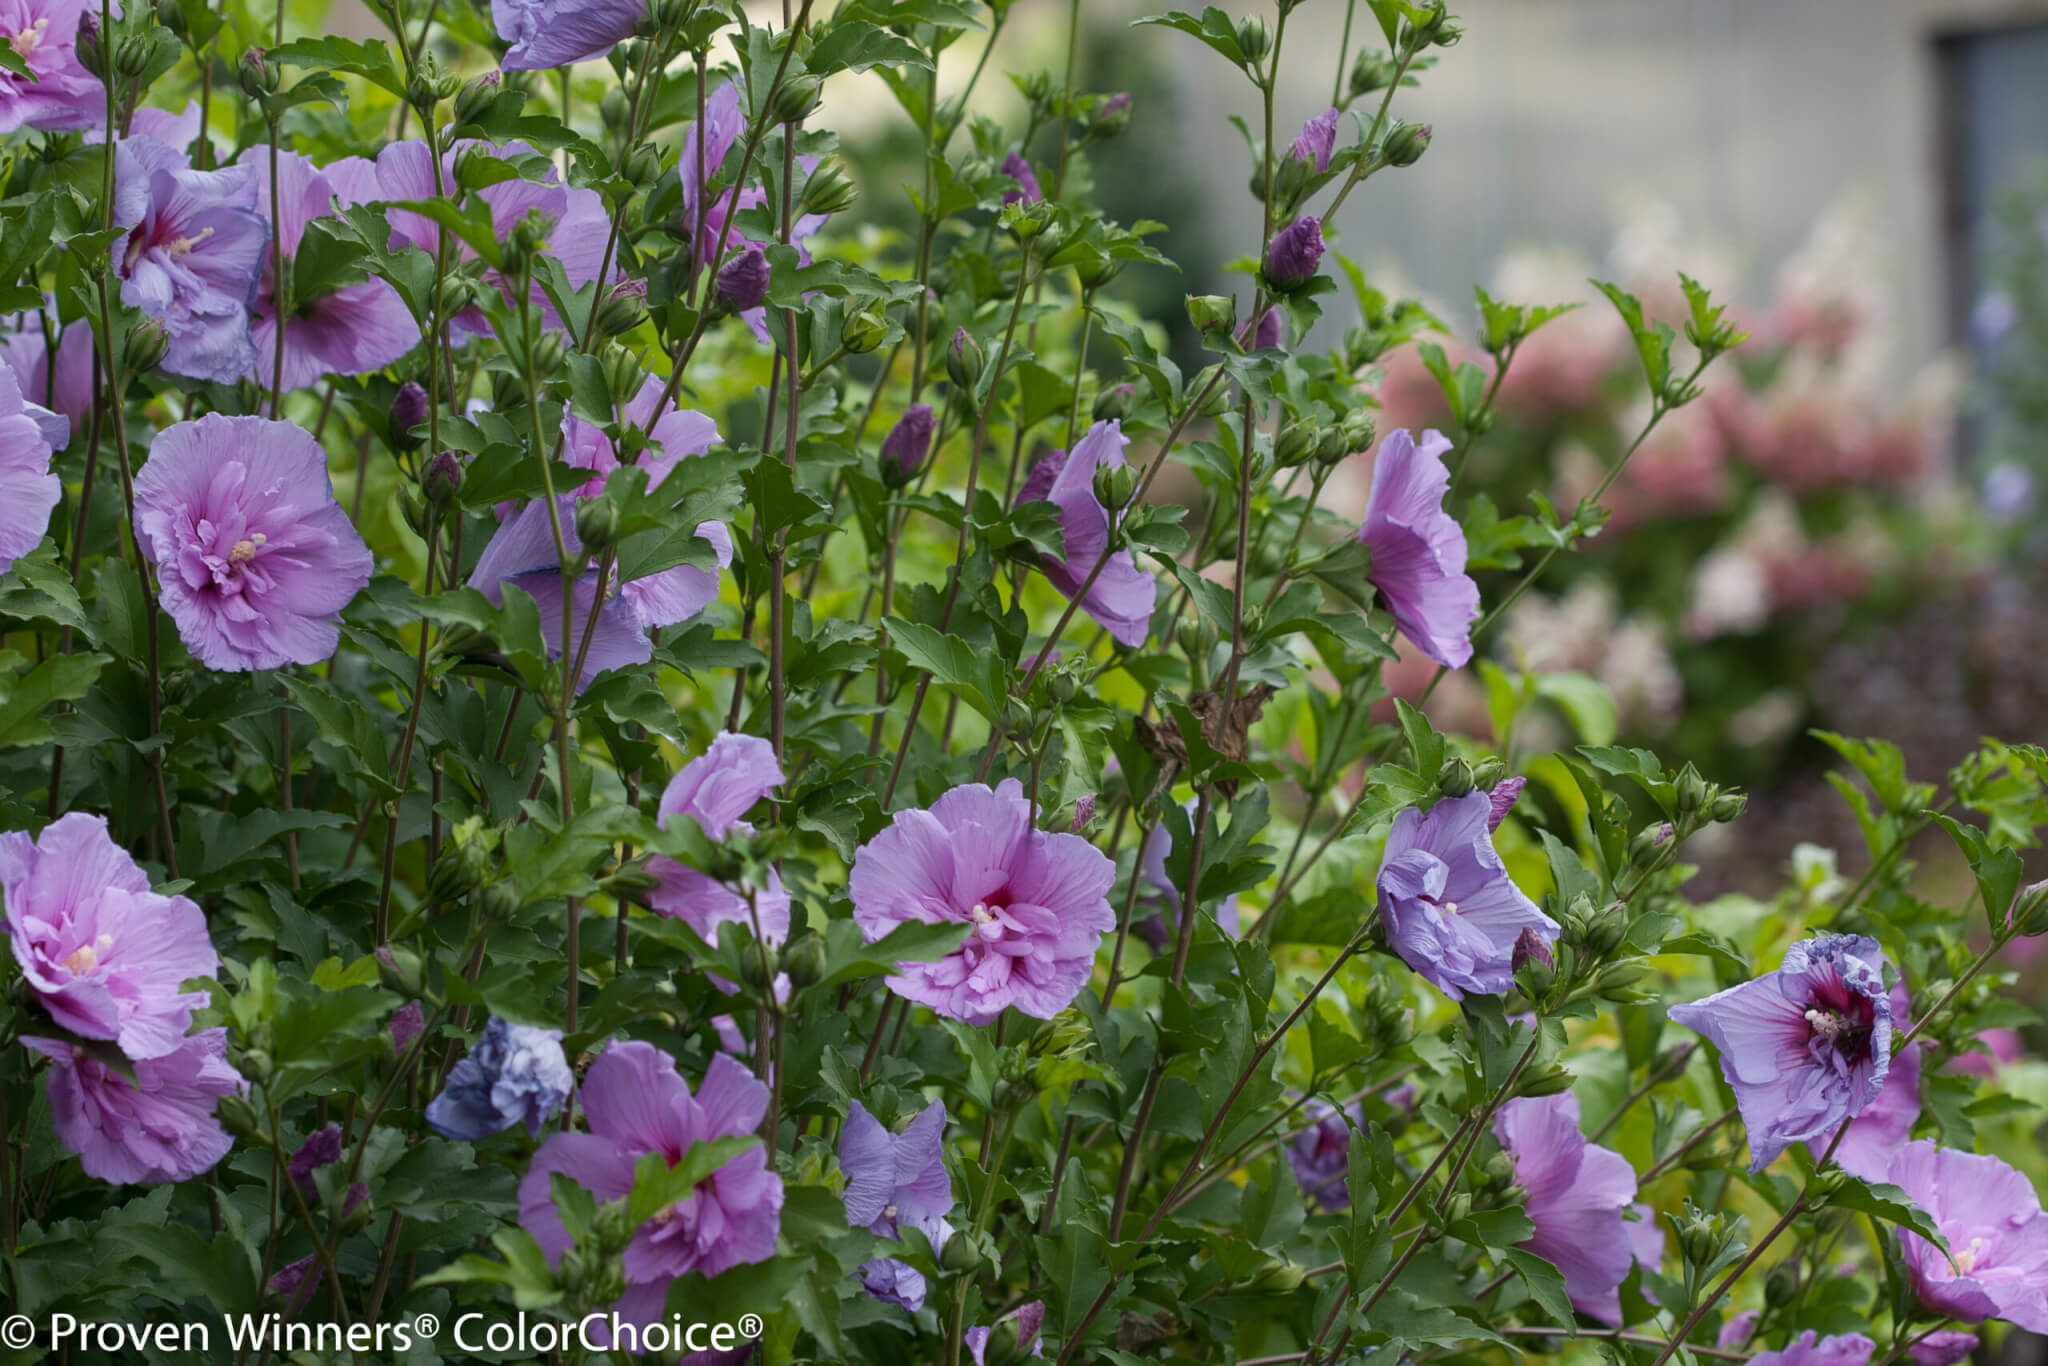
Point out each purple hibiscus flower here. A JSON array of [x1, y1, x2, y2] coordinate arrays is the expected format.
[[0, 0, 104, 133], [2, 812, 216, 1060], [112, 135, 269, 384], [1494, 1092, 1638, 1324], [1, 305, 93, 441], [1888, 1139, 2048, 1331], [520, 1043, 784, 1331], [376, 137, 615, 339], [1816, 982, 1919, 1180], [238, 146, 416, 393], [1667, 933, 1894, 1172], [492, 0, 646, 70], [646, 733, 791, 994], [471, 374, 727, 691], [840, 1098, 953, 1311], [1358, 428, 1480, 669], [0, 363, 61, 573], [1292, 107, 1340, 172], [426, 1015, 573, 1141], [1014, 419, 1157, 648], [1376, 791, 1559, 1000], [23, 1028, 244, 1185], [1286, 1100, 1360, 1210], [1628, 1201, 1666, 1300], [134, 414, 374, 671], [1135, 803, 1240, 950], [1749, 1333, 1876, 1366], [1908, 1332, 1979, 1366], [849, 779, 1115, 1026]]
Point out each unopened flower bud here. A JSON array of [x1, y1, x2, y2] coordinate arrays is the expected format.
[[770, 74, 823, 126], [1092, 461, 1137, 512], [601, 344, 643, 404], [1350, 48, 1397, 97], [1186, 294, 1237, 337], [1764, 1263, 1799, 1308], [1629, 821, 1675, 869], [1707, 791, 1746, 824], [1436, 756, 1474, 797], [801, 158, 857, 217], [375, 944, 424, 997], [780, 935, 827, 990], [574, 498, 621, 555], [1235, 15, 1270, 65], [1272, 422, 1317, 469], [437, 273, 478, 321], [1312, 425, 1350, 466], [423, 450, 463, 508], [622, 142, 664, 188], [1092, 382, 1135, 423], [945, 329, 984, 390], [880, 404, 935, 488], [600, 85, 630, 131], [240, 46, 281, 100], [116, 33, 155, 81], [1247, 1257, 1306, 1294], [122, 317, 169, 376], [1471, 755, 1508, 790], [1091, 91, 1132, 139], [479, 882, 520, 921], [407, 51, 460, 111], [453, 71, 501, 126], [1193, 365, 1234, 417], [1511, 926, 1553, 974], [940, 1229, 980, 1273], [593, 279, 648, 338], [531, 330, 567, 380], [841, 303, 889, 355], [1075, 255, 1124, 291], [1265, 216, 1325, 289], [390, 380, 429, 449], [75, 11, 105, 76], [1674, 765, 1709, 819], [715, 245, 771, 314], [1381, 121, 1432, 168]]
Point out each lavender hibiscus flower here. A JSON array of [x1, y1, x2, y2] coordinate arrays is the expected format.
[[966, 1301, 1045, 1365], [1014, 419, 1157, 648], [1816, 983, 1919, 1180], [840, 1099, 953, 1311], [1, 305, 93, 441], [238, 146, 415, 392], [646, 733, 791, 991], [492, 0, 646, 70], [23, 1029, 244, 1185], [520, 1043, 784, 1330], [1667, 933, 1893, 1172], [1748, 1333, 1876, 1366], [1136, 803, 1240, 948], [471, 374, 728, 691], [1292, 107, 1340, 172], [0, 0, 104, 134], [1888, 1140, 2048, 1331], [0, 363, 61, 573], [1286, 1100, 1360, 1210], [1376, 791, 1559, 1000], [112, 135, 269, 384], [1908, 1333, 1980, 1366], [426, 1015, 573, 1140], [1494, 1092, 1638, 1324], [1266, 215, 1325, 286], [850, 779, 1115, 1026], [1358, 428, 1480, 669], [2, 812, 216, 1060], [134, 415, 374, 671]]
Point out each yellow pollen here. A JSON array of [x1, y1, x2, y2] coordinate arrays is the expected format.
[[227, 532, 267, 566], [1439, 900, 1460, 916], [9, 18, 48, 59], [62, 935, 110, 975], [882, 1203, 898, 1220], [1954, 1239, 1983, 1276], [969, 903, 993, 923], [166, 225, 217, 258]]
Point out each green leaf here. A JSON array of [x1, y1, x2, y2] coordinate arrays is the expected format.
[[1828, 1179, 1947, 1256], [627, 1137, 760, 1225], [270, 35, 405, 96], [0, 652, 109, 747]]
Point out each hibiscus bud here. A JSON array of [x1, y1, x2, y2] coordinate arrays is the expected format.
[[491, 371, 526, 411], [1478, 1151, 1518, 1191], [1092, 383, 1135, 423], [1350, 47, 1397, 97], [880, 404, 935, 488], [1092, 91, 1132, 139], [1272, 422, 1316, 469], [1582, 909, 1627, 957], [592, 279, 648, 338], [1092, 462, 1136, 512], [1674, 764, 1709, 819], [946, 329, 984, 390], [1069, 793, 1096, 831], [558, 1246, 589, 1296], [1339, 410, 1376, 454], [375, 944, 424, 997], [1186, 294, 1238, 337], [1628, 821, 1674, 870], [574, 497, 621, 555], [591, 1199, 632, 1256], [390, 380, 429, 449], [780, 934, 827, 989], [1764, 1263, 1799, 1308], [1511, 927, 1553, 974], [116, 33, 155, 81], [600, 86, 630, 130], [407, 50, 460, 111], [532, 330, 568, 379], [1381, 120, 1433, 168], [1707, 791, 1747, 824], [801, 159, 858, 217], [1441, 1192, 1473, 1224], [1514, 1067, 1575, 1098], [1192, 365, 1234, 417], [841, 302, 889, 355], [420, 451, 460, 509], [240, 46, 281, 100], [1246, 1257, 1306, 1294], [76, 11, 106, 76], [601, 344, 643, 404], [1235, 14, 1270, 65], [1075, 254, 1124, 291], [770, 74, 824, 126], [453, 71, 501, 126], [715, 245, 771, 314], [2011, 879, 2048, 936], [437, 272, 479, 321], [622, 142, 664, 188], [1435, 756, 1474, 798], [1313, 424, 1351, 465], [1471, 755, 1508, 790], [218, 1094, 263, 1138], [1265, 216, 1325, 289], [654, 0, 697, 31], [122, 317, 170, 376]]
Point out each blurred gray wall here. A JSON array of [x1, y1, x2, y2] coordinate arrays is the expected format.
[[1147, 0, 2048, 369]]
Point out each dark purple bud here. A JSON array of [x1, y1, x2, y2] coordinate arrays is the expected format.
[[1292, 107, 1339, 173], [1511, 927, 1554, 973], [715, 244, 771, 313], [268, 1254, 322, 1313], [1001, 151, 1042, 206], [390, 381, 429, 449], [881, 403, 935, 487], [423, 450, 462, 507], [288, 1124, 344, 1197], [390, 999, 425, 1053], [1485, 775, 1526, 833], [1238, 307, 1285, 351], [1266, 216, 1325, 287], [1070, 794, 1097, 832], [1092, 92, 1133, 138]]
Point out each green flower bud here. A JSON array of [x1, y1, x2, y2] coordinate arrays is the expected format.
[[1075, 254, 1124, 291], [1708, 791, 1747, 824], [801, 158, 857, 216], [654, 0, 698, 33], [239, 46, 281, 100], [841, 303, 889, 355], [1092, 461, 1137, 512], [1186, 293, 1237, 337], [407, 50, 460, 111], [574, 497, 621, 556], [1764, 1261, 1799, 1308], [1092, 382, 1135, 423], [1628, 821, 1675, 870], [770, 74, 823, 126], [940, 1229, 980, 1273], [240, 1047, 276, 1085], [1340, 410, 1377, 454], [426, 831, 492, 904], [945, 329, 984, 390], [601, 344, 644, 404], [622, 142, 664, 188], [592, 280, 649, 339], [122, 317, 170, 376], [1436, 756, 1475, 798], [1191, 365, 1233, 418], [437, 272, 479, 322], [115, 33, 155, 81], [219, 1094, 263, 1138], [1313, 424, 1351, 466], [1470, 755, 1508, 790], [479, 881, 521, 921], [1349, 48, 1397, 98], [1235, 15, 1270, 65], [592, 1199, 633, 1256], [1381, 121, 1433, 168], [599, 864, 662, 898], [1272, 422, 1317, 470], [1247, 1257, 1306, 1294], [781, 935, 827, 989], [452, 71, 501, 127], [1674, 764, 1709, 819], [600, 85, 630, 131]]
